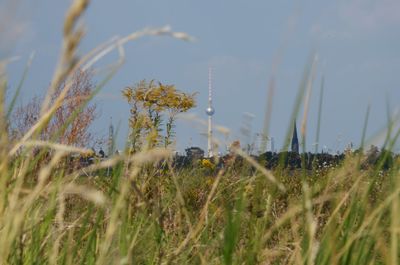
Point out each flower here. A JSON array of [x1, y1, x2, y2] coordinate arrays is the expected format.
[[201, 159, 215, 169]]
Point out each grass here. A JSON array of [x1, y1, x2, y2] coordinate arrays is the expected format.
[[0, 145, 398, 264], [1, 1, 400, 264]]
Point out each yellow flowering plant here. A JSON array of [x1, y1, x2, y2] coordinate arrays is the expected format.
[[123, 80, 196, 151], [201, 158, 216, 170]]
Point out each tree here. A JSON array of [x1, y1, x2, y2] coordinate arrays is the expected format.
[[10, 69, 97, 147], [123, 80, 196, 152]]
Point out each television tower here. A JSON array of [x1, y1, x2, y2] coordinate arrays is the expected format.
[[206, 68, 215, 157]]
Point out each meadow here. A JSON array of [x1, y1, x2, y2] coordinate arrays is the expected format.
[[1, 1, 400, 264]]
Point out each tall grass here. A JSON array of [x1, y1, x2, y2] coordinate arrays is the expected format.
[[1, 1, 400, 264]]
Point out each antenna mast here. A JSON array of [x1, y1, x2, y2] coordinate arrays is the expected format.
[[206, 68, 215, 157]]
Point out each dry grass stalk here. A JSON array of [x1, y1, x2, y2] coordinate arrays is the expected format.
[[41, 0, 90, 115], [300, 54, 318, 140], [233, 147, 285, 191], [166, 169, 223, 264]]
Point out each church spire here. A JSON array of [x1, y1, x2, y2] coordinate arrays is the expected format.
[[291, 120, 299, 153]]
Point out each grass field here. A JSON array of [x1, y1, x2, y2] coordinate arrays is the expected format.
[[0, 144, 399, 264], [1, 1, 400, 264]]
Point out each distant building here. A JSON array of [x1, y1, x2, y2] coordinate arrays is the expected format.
[[291, 120, 299, 153], [108, 117, 115, 157], [271, 137, 275, 153], [99, 148, 105, 158], [185, 147, 205, 160]]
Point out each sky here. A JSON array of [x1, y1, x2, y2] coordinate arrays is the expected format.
[[2, 0, 400, 153]]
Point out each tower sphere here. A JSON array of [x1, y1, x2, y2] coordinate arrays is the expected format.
[[206, 106, 215, 116]]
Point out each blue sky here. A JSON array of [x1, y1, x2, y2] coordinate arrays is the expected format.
[[2, 0, 400, 153]]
